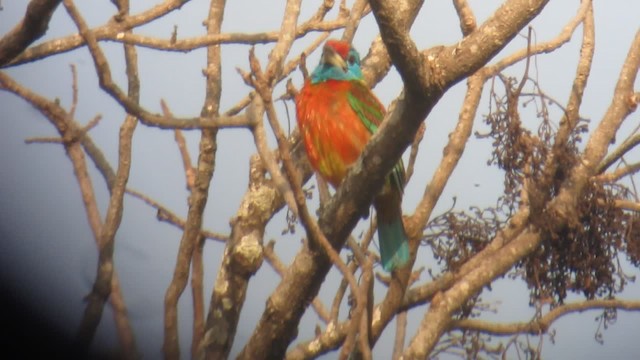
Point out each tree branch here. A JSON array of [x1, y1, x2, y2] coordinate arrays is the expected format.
[[0, 0, 62, 66], [162, 0, 226, 357], [452, 299, 640, 335], [548, 28, 640, 227]]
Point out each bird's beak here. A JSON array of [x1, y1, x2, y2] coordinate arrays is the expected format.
[[321, 46, 348, 72]]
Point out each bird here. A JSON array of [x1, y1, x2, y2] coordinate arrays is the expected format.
[[295, 39, 409, 272]]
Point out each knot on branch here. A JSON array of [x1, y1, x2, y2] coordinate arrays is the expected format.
[[230, 231, 264, 275]]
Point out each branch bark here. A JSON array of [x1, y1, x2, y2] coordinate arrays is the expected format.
[[453, 299, 640, 335], [163, 0, 226, 357], [0, 0, 62, 66]]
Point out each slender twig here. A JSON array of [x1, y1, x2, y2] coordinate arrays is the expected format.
[[107, 2, 139, 357], [249, 100, 298, 215], [356, 255, 374, 360], [161, 100, 196, 189], [125, 188, 229, 242], [25, 114, 101, 144], [598, 133, 640, 174], [404, 122, 426, 184]]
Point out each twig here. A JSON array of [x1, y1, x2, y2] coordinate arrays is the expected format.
[[126, 188, 229, 242], [404, 122, 426, 184], [598, 133, 640, 174], [25, 114, 102, 144], [161, 100, 196, 189], [69, 63, 78, 117], [356, 255, 374, 360], [249, 98, 298, 216]]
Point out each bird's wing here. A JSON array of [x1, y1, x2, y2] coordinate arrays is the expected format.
[[346, 81, 406, 193]]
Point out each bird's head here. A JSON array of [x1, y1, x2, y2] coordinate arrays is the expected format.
[[310, 39, 363, 84]]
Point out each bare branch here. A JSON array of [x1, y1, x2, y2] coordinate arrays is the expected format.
[[485, 0, 591, 77], [4, 0, 197, 66], [0, 0, 62, 65], [125, 188, 229, 242], [453, 299, 640, 335], [392, 310, 407, 359], [163, 0, 226, 356], [341, 0, 369, 43], [250, 100, 298, 215], [404, 230, 542, 357], [452, 0, 476, 36], [598, 133, 640, 174], [598, 162, 640, 183], [191, 236, 206, 359], [548, 28, 640, 226], [3, 0, 360, 67], [161, 100, 196, 190], [0, 49, 138, 358], [72, 0, 139, 353]]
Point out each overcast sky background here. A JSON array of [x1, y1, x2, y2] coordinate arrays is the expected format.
[[1, 1, 639, 359]]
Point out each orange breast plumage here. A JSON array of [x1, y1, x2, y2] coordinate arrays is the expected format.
[[296, 79, 376, 187]]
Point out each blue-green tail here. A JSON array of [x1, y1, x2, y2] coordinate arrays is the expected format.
[[378, 219, 409, 272]]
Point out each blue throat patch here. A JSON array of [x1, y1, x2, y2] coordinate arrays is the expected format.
[[310, 49, 363, 84]]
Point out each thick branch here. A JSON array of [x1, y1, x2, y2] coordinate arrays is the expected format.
[[404, 230, 542, 357], [0, 0, 62, 65], [548, 28, 640, 227]]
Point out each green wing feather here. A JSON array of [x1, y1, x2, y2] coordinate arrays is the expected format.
[[346, 83, 405, 193], [346, 80, 409, 272]]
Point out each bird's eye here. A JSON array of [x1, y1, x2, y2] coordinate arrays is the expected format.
[[348, 55, 356, 65]]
